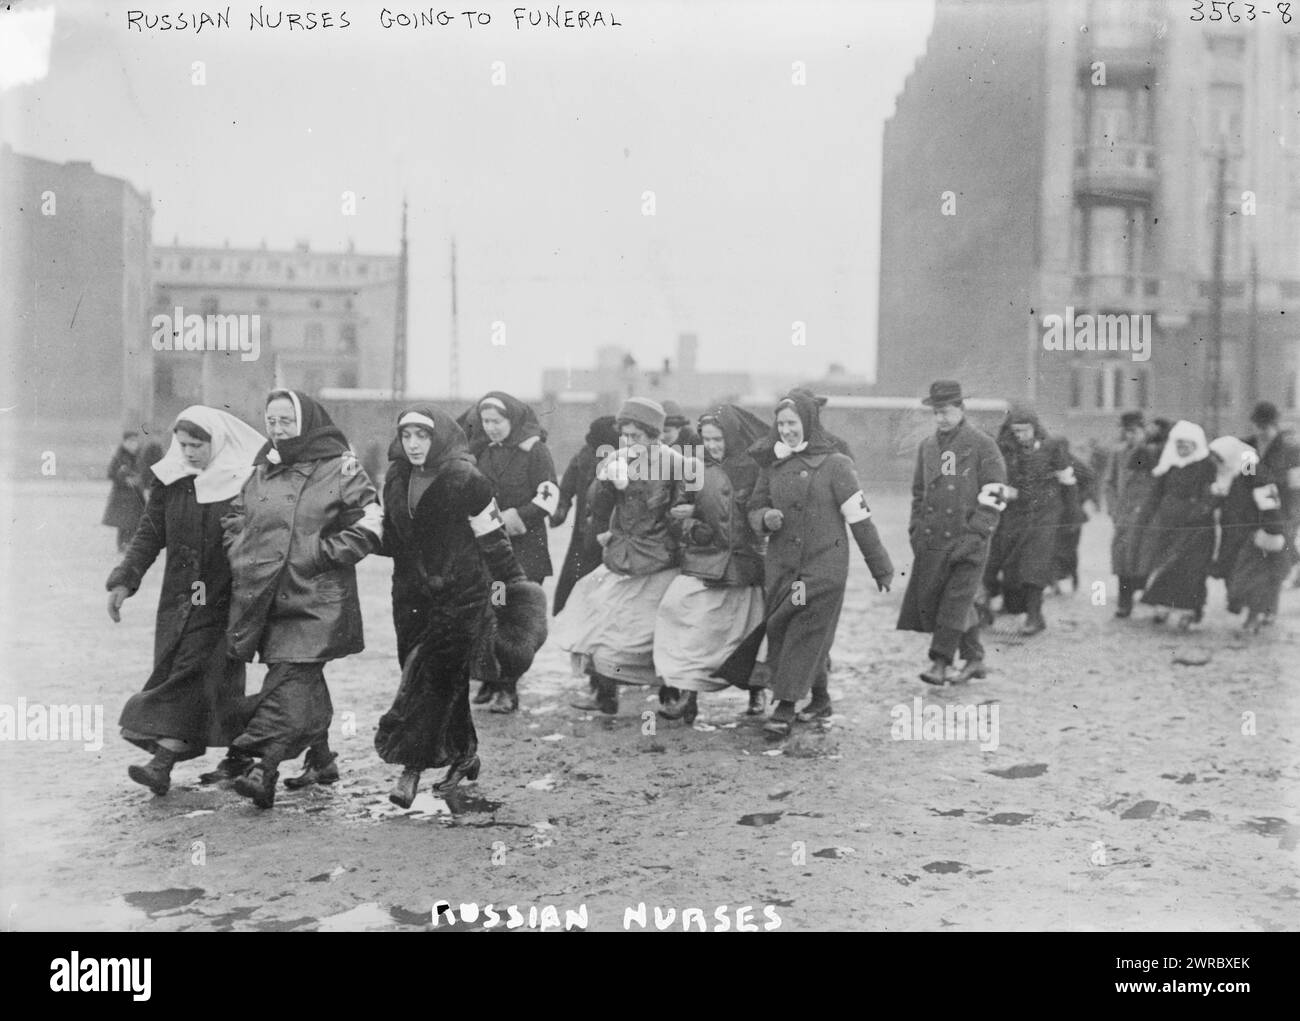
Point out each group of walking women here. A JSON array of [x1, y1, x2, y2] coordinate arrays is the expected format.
[[107, 390, 548, 810], [1106, 402, 1300, 633]]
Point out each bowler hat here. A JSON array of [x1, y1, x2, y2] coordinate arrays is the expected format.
[[922, 380, 964, 407]]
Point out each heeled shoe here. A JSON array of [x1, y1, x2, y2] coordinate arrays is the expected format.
[[389, 768, 421, 809], [128, 748, 178, 796], [234, 766, 279, 810], [432, 754, 481, 794], [746, 688, 766, 716], [284, 748, 339, 790]]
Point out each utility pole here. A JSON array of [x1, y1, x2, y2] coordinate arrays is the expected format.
[[1246, 242, 1259, 412], [1208, 148, 1226, 437], [393, 197, 409, 399], [449, 237, 460, 399]]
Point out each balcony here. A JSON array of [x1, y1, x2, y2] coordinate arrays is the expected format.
[[1074, 143, 1157, 199], [1072, 273, 1160, 310]]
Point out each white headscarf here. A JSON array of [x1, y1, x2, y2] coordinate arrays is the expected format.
[[1152, 420, 1209, 477], [1208, 435, 1259, 496], [151, 406, 267, 504]]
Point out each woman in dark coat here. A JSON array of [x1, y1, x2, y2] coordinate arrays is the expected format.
[[465, 392, 558, 712], [981, 405, 1074, 635], [1138, 421, 1217, 630], [552, 397, 687, 716], [654, 405, 770, 724], [1053, 452, 1096, 592], [103, 432, 148, 552], [745, 392, 894, 735], [375, 407, 547, 806], [1210, 436, 1291, 631], [1106, 412, 1161, 617], [106, 407, 265, 795], [552, 415, 619, 616], [222, 390, 383, 808]]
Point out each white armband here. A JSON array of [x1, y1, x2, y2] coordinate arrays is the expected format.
[[839, 490, 871, 524], [1055, 465, 1077, 486], [468, 498, 505, 537], [357, 502, 384, 540], [532, 480, 560, 515], [1253, 483, 1282, 512], [977, 483, 1008, 511]]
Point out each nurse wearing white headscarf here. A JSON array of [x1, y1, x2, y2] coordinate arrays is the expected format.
[[107, 407, 266, 797], [1138, 420, 1219, 629]]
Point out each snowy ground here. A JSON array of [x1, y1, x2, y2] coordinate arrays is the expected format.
[[1, 480, 1297, 932]]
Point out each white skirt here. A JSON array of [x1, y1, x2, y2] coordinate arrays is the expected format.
[[653, 575, 766, 692], [551, 564, 680, 686]]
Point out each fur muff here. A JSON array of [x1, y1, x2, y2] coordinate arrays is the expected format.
[[494, 579, 549, 679]]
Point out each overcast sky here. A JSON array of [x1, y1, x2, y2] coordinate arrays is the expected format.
[[2, 0, 936, 398]]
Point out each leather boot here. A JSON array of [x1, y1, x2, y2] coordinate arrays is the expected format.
[[746, 688, 767, 716], [235, 764, 279, 809], [953, 659, 987, 683], [658, 689, 698, 723], [432, 754, 481, 794], [472, 681, 495, 705], [128, 747, 178, 796], [570, 675, 618, 715], [389, 768, 421, 809], [920, 659, 950, 685], [1020, 587, 1046, 635], [199, 749, 254, 785], [489, 678, 519, 714], [284, 746, 340, 789], [796, 690, 833, 722], [763, 700, 796, 736]]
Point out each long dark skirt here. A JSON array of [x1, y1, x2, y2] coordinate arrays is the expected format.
[[985, 506, 1061, 609], [231, 662, 331, 763], [374, 602, 492, 770], [1141, 518, 1216, 612], [552, 529, 603, 616], [119, 625, 246, 761], [1226, 544, 1292, 616]]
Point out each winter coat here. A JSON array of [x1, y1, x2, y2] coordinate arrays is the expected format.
[[223, 455, 380, 663], [475, 436, 558, 583], [588, 446, 687, 576], [1107, 441, 1161, 578], [553, 443, 606, 614], [748, 450, 892, 701], [1255, 429, 1300, 555], [1138, 459, 1217, 611], [102, 446, 147, 530], [986, 433, 1072, 597], [679, 460, 765, 587], [897, 419, 1007, 634]]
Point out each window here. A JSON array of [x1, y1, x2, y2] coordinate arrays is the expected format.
[[304, 322, 324, 350], [256, 295, 269, 310], [340, 324, 356, 351], [179, 257, 192, 271], [1208, 82, 1244, 150]]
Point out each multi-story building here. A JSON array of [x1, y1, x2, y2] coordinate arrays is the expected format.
[[149, 242, 401, 425], [877, 0, 1300, 442], [1, 145, 153, 456]]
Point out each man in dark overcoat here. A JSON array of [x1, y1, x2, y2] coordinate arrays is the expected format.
[[897, 381, 1007, 685]]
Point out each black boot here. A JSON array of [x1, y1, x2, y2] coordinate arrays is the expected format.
[[128, 747, 178, 796], [389, 767, 421, 809], [199, 748, 254, 785], [472, 681, 495, 705], [746, 688, 766, 716], [1115, 578, 1134, 618], [658, 689, 698, 723], [571, 674, 618, 715], [489, 678, 519, 714], [235, 763, 279, 809], [284, 745, 340, 790], [796, 689, 833, 722], [432, 754, 481, 794], [1021, 587, 1046, 635]]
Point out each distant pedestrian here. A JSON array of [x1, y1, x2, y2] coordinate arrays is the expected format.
[[660, 400, 701, 456], [1106, 411, 1161, 618], [223, 390, 383, 809], [1210, 436, 1289, 632], [1137, 421, 1216, 630], [897, 381, 1007, 685], [982, 404, 1074, 635], [107, 407, 265, 796], [103, 431, 148, 552]]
